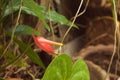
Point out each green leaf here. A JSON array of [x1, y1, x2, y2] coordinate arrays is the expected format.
[[4, 0, 46, 17], [2, 48, 28, 67], [3, 0, 50, 31], [15, 60, 28, 67], [46, 11, 78, 28], [23, 0, 50, 31], [3, 0, 20, 17], [4, 0, 78, 30], [42, 54, 89, 80], [70, 60, 90, 80], [0, 78, 5, 80], [7, 25, 40, 36], [4, 52, 16, 63], [42, 54, 72, 80], [14, 38, 45, 69]]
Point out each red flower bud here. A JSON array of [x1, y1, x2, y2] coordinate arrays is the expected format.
[[32, 35, 63, 55]]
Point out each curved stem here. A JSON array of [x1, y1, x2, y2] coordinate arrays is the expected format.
[[61, 0, 84, 43], [0, 0, 23, 59], [105, 0, 119, 79]]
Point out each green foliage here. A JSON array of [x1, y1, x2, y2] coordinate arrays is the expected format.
[[0, 1, 90, 80], [15, 60, 28, 67], [0, 0, 89, 79], [42, 54, 90, 80], [14, 38, 45, 69], [70, 60, 90, 80], [0, 45, 28, 68], [4, 0, 78, 31], [7, 25, 41, 36], [0, 78, 5, 80], [4, 52, 28, 67], [0, 0, 9, 20], [3, 0, 20, 17], [45, 11, 77, 28], [23, 0, 50, 31]]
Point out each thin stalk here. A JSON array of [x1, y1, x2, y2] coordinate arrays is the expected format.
[[71, 0, 89, 20], [0, 0, 23, 59], [77, 0, 89, 17], [0, 43, 33, 71], [48, 1, 55, 41], [61, 0, 84, 43], [106, 0, 119, 79], [115, 0, 120, 79]]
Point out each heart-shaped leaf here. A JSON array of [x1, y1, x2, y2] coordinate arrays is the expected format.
[[42, 54, 89, 80], [42, 54, 72, 80], [70, 60, 90, 80]]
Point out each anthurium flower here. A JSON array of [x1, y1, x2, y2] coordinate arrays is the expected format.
[[32, 35, 63, 55]]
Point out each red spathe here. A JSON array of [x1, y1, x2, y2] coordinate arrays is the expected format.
[[32, 35, 55, 54]]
